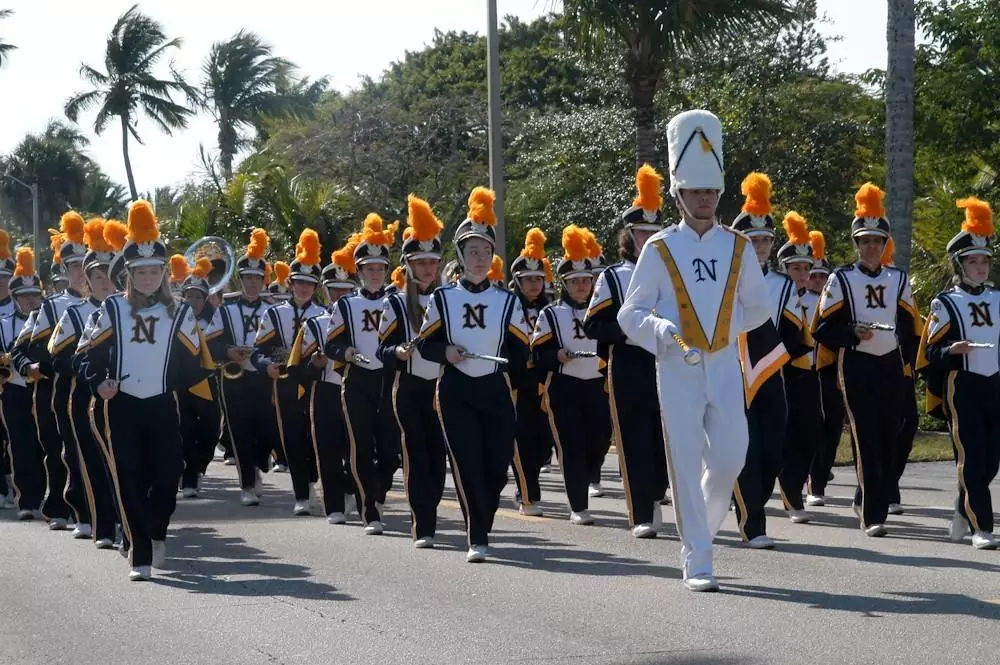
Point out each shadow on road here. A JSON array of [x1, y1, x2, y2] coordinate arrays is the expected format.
[[153, 525, 354, 602], [486, 532, 682, 579], [765, 541, 1000, 574]]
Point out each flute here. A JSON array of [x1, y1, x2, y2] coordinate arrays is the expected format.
[[853, 321, 895, 332], [461, 352, 509, 365]]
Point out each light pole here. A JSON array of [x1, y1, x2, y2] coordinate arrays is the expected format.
[[486, 0, 506, 262], [1, 174, 39, 251]]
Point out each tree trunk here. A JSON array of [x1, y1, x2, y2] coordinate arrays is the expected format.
[[120, 114, 138, 201], [218, 119, 236, 181], [886, 0, 915, 271], [631, 74, 659, 169]]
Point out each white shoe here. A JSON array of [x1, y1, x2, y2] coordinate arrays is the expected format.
[[364, 520, 384, 535], [748, 535, 775, 549], [466, 545, 488, 562], [240, 490, 259, 506], [588, 483, 604, 498], [864, 524, 887, 537], [326, 512, 346, 525], [888, 503, 904, 515], [223, 457, 236, 466], [72, 523, 92, 539], [95, 538, 115, 550], [151, 539, 167, 569], [292, 501, 310, 516], [684, 574, 720, 592], [253, 470, 264, 497], [16, 509, 35, 521], [128, 566, 151, 581], [414, 537, 435, 549], [632, 524, 656, 539], [652, 503, 663, 530], [972, 531, 998, 550], [805, 494, 825, 507], [344, 494, 357, 517], [950, 511, 971, 542], [519, 503, 543, 517], [570, 510, 595, 525], [539, 465, 551, 474], [49, 518, 68, 531], [660, 492, 672, 506], [788, 509, 811, 524], [273, 463, 288, 473], [181, 487, 198, 498]]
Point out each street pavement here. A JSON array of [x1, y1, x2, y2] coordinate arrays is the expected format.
[[1, 454, 998, 665]]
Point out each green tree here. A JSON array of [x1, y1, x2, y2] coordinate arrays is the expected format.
[[0, 8, 14, 68], [559, 0, 795, 168], [64, 4, 197, 200]]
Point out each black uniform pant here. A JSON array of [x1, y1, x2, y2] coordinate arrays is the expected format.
[[944, 371, 1000, 533], [546, 374, 612, 513], [105, 393, 183, 568], [840, 349, 904, 527], [343, 365, 400, 525], [69, 385, 117, 541], [35, 379, 72, 521], [889, 376, 918, 505], [3, 384, 45, 511], [179, 386, 222, 489], [778, 367, 823, 512], [438, 370, 515, 546], [273, 379, 316, 501], [392, 372, 446, 539], [609, 361, 667, 527], [734, 374, 787, 541], [808, 371, 844, 497], [308, 381, 352, 515], [90, 396, 127, 549], [0, 426, 8, 498], [53, 375, 88, 524], [220, 373, 277, 490], [512, 380, 546, 505]]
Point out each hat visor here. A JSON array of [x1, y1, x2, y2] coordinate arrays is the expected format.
[[514, 270, 546, 279], [356, 257, 390, 266], [560, 270, 594, 282], [852, 229, 889, 239], [289, 274, 319, 284], [744, 229, 775, 239], [809, 267, 831, 274], [404, 252, 442, 262], [454, 230, 496, 247], [780, 256, 813, 265], [324, 280, 356, 289], [239, 269, 266, 277], [126, 257, 167, 269], [0, 269, 13, 277], [62, 256, 85, 265], [626, 223, 662, 233], [11, 286, 41, 296], [955, 247, 993, 258]]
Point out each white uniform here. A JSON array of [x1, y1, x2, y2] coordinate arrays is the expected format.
[[219, 296, 268, 375], [379, 292, 438, 381], [618, 221, 769, 578], [0, 312, 29, 387], [299, 313, 342, 386], [926, 288, 1000, 377], [531, 301, 601, 381]]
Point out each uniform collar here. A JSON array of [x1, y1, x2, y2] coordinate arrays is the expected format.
[[360, 287, 384, 300], [797, 287, 808, 297], [856, 261, 882, 278], [88, 296, 102, 307], [460, 278, 491, 294], [0, 295, 10, 307], [240, 295, 263, 308], [66, 287, 84, 298], [561, 295, 587, 310], [678, 220, 719, 242], [14, 309, 27, 321], [958, 283, 987, 296], [761, 264, 769, 275]]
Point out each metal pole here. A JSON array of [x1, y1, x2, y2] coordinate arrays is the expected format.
[[486, 0, 506, 262], [30, 183, 39, 253]]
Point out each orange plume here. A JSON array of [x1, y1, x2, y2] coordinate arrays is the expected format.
[[0, 230, 9, 261], [562, 224, 590, 262], [582, 227, 602, 259], [332, 233, 362, 274], [246, 228, 269, 260], [809, 230, 826, 261], [295, 229, 321, 265], [103, 220, 129, 252], [274, 261, 290, 286], [126, 200, 160, 244], [169, 255, 189, 283], [361, 213, 396, 247], [520, 228, 547, 260], [264, 261, 272, 284], [957, 197, 994, 237], [854, 183, 886, 219], [881, 237, 896, 267], [633, 164, 663, 213], [83, 218, 113, 252], [14, 247, 35, 278], [59, 211, 86, 245], [407, 195, 443, 242], [191, 257, 212, 279], [467, 187, 497, 226], [543, 257, 554, 283], [782, 211, 809, 245], [488, 254, 504, 282], [391, 265, 406, 290], [740, 173, 773, 216], [402, 227, 414, 241], [49, 230, 63, 263]]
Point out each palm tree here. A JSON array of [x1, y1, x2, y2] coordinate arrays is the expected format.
[[560, 0, 794, 168], [203, 31, 293, 180], [64, 4, 197, 200], [886, 0, 915, 271], [0, 9, 15, 68]]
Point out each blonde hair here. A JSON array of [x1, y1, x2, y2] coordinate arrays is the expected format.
[[126, 267, 176, 317], [405, 266, 440, 331]]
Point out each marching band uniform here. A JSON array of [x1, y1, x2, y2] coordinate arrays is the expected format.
[[918, 197, 1000, 549], [812, 184, 921, 536], [416, 187, 532, 562], [618, 110, 770, 591], [531, 226, 609, 525], [583, 166, 669, 538], [252, 232, 326, 515], [78, 201, 215, 580], [0, 232, 14, 507], [377, 196, 446, 545], [325, 215, 400, 534], [218, 231, 277, 505], [508, 228, 551, 515], [2, 250, 46, 519], [730, 174, 793, 548]]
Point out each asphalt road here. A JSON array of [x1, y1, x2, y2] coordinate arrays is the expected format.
[[1, 455, 998, 665]]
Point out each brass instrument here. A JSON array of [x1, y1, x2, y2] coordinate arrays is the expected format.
[[184, 236, 236, 296], [853, 321, 895, 332], [220, 345, 254, 380], [0, 353, 11, 380], [271, 348, 291, 379]]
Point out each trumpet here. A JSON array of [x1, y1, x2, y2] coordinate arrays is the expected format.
[[220, 346, 254, 380], [853, 321, 895, 332], [461, 352, 509, 365]]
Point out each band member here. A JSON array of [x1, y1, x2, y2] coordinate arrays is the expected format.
[[881, 237, 922, 515], [812, 183, 921, 537], [584, 165, 669, 539], [416, 187, 532, 562], [299, 238, 362, 524], [619, 110, 770, 591], [508, 228, 551, 515], [377, 196, 446, 546], [804, 231, 841, 505], [267, 261, 292, 305], [918, 197, 1000, 549], [219, 230, 278, 505], [48, 218, 120, 547], [773, 212, 824, 523], [30, 212, 88, 530], [325, 215, 400, 535], [532, 225, 609, 525], [252, 230, 326, 514], [78, 200, 215, 580], [0, 230, 15, 506], [1, 248, 46, 520]]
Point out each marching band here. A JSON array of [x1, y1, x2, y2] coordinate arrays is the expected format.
[[0, 108, 998, 590]]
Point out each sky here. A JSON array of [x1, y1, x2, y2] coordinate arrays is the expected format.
[[0, 0, 888, 194]]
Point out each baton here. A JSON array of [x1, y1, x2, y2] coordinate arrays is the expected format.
[[854, 321, 895, 332], [964, 342, 996, 349], [461, 352, 509, 365], [666, 325, 703, 366]]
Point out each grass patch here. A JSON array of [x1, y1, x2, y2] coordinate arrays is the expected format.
[[833, 430, 954, 466]]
